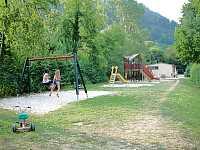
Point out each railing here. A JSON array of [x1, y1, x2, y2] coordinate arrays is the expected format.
[[124, 63, 143, 70]]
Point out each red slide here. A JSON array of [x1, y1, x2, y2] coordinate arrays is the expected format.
[[142, 65, 159, 80]]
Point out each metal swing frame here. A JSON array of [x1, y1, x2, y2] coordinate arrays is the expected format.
[[21, 54, 87, 100]]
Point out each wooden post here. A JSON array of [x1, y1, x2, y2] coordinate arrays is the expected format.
[[110, 66, 114, 81], [115, 66, 118, 74]]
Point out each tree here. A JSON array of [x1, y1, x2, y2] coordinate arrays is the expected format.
[[175, 0, 200, 63], [0, 0, 55, 60]]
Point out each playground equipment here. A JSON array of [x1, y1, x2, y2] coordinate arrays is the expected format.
[[109, 54, 159, 84], [12, 106, 35, 133], [20, 55, 88, 100], [124, 54, 158, 81], [109, 66, 128, 84], [143, 65, 159, 80]]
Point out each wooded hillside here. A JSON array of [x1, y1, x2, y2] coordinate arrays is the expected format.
[[140, 8, 177, 45]]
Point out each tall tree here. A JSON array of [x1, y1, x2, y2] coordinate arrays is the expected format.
[[0, 0, 53, 60], [175, 0, 200, 63]]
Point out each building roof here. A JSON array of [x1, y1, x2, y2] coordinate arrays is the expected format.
[[124, 54, 140, 61], [148, 63, 175, 66]]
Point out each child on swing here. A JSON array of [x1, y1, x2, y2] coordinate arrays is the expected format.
[[49, 69, 61, 97], [42, 71, 52, 86]]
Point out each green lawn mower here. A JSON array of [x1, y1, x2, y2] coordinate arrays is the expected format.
[[12, 106, 35, 133]]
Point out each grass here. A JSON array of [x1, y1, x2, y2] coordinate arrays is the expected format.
[[62, 82, 106, 91], [161, 79, 200, 138], [0, 93, 146, 149], [0, 80, 199, 149]]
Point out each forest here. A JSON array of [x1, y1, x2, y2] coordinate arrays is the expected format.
[[0, 0, 195, 97]]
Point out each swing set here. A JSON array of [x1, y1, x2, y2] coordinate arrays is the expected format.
[[20, 54, 87, 100]]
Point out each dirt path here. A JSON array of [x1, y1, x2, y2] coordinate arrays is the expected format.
[[78, 80, 196, 149]]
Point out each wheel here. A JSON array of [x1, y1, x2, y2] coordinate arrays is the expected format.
[[12, 124, 17, 133], [30, 123, 35, 131]]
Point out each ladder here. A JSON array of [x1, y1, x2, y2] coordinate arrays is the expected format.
[[109, 66, 118, 84], [109, 74, 116, 84]]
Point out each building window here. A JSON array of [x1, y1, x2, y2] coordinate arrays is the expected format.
[[150, 66, 159, 70]]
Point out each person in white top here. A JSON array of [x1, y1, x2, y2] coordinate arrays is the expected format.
[[42, 72, 52, 85]]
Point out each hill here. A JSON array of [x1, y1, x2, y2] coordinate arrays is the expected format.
[[140, 8, 177, 45]]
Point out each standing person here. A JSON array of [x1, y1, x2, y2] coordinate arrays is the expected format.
[[49, 69, 61, 97]]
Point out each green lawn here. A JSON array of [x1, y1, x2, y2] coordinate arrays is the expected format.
[[161, 79, 200, 138], [0, 80, 200, 149]]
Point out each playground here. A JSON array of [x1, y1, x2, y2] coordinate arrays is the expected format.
[[109, 54, 160, 85], [1, 0, 200, 149], [0, 79, 200, 149], [1, 46, 198, 149]]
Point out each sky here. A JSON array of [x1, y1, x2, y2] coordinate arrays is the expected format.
[[136, 0, 188, 22]]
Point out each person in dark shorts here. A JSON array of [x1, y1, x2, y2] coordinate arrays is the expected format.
[[49, 69, 61, 97]]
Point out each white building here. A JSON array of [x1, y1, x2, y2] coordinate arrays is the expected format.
[[148, 63, 177, 78]]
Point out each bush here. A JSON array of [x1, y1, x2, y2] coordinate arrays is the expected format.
[[184, 64, 192, 77], [190, 63, 200, 86], [0, 53, 19, 97]]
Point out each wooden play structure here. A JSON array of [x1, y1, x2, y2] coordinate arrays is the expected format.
[[109, 54, 158, 84]]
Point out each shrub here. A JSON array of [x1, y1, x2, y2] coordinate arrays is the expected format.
[[184, 64, 192, 77], [0, 54, 19, 97], [190, 63, 200, 86]]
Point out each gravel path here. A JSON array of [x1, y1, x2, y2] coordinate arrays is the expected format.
[[0, 90, 113, 115]]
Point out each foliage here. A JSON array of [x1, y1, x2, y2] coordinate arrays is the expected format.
[[164, 46, 186, 74], [0, 0, 53, 59], [190, 63, 200, 85], [0, 52, 19, 97], [184, 64, 192, 77], [146, 44, 164, 64], [175, 0, 200, 63]]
